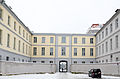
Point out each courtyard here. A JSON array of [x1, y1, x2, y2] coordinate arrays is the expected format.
[[0, 73, 119, 79]]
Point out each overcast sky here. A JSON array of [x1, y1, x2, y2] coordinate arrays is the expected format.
[[5, 0, 120, 34]]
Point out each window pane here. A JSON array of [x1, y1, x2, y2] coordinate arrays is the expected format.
[[74, 38, 77, 44], [82, 48, 85, 56], [0, 29, 2, 44], [50, 37, 54, 43], [82, 38, 85, 44], [33, 47, 37, 55], [62, 37, 66, 43], [74, 48, 77, 56], [42, 47, 45, 55], [50, 48, 53, 56], [34, 37, 37, 43], [90, 38, 93, 44], [42, 37, 45, 43], [61, 47, 66, 56]]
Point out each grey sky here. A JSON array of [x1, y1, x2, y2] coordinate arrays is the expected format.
[[5, 0, 120, 33]]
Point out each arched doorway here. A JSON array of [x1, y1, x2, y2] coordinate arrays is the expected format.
[[59, 60, 68, 72]]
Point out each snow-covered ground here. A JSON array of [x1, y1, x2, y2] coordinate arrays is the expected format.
[[0, 73, 119, 79]]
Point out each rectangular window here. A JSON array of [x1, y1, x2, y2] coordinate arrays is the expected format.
[[102, 31, 104, 39], [13, 37, 16, 50], [14, 21, 16, 31], [90, 48, 93, 56], [115, 35, 118, 48], [115, 18, 118, 29], [26, 33, 28, 40], [7, 34, 10, 47], [26, 45, 27, 54], [110, 23, 112, 33], [50, 48, 53, 56], [82, 38, 85, 44], [96, 36, 98, 43], [19, 26, 21, 34], [110, 39, 112, 50], [0, 8, 2, 19], [18, 40, 20, 52], [34, 37, 37, 43], [106, 42, 108, 52], [61, 47, 66, 56], [42, 47, 45, 55], [99, 46, 101, 55], [74, 37, 77, 44], [50, 37, 54, 43], [102, 44, 104, 54], [23, 43, 24, 53], [33, 47, 37, 55], [82, 48, 85, 56], [23, 30, 25, 37], [62, 37, 66, 43], [42, 37, 45, 43], [29, 35, 31, 42], [96, 47, 98, 56], [99, 34, 101, 41], [106, 28, 108, 36], [0, 29, 2, 44], [8, 16, 10, 26], [90, 38, 93, 44], [74, 48, 77, 56]]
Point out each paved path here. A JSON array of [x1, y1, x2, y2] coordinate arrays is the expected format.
[[0, 73, 119, 79]]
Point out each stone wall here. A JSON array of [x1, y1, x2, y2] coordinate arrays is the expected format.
[[70, 63, 120, 75], [0, 61, 56, 75]]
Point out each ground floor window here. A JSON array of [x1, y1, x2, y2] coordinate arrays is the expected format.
[[74, 61, 77, 64], [82, 61, 85, 63], [90, 61, 93, 63], [6, 56, 9, 61], [41, 61, 45, 63], [50, 61, 53, 63]]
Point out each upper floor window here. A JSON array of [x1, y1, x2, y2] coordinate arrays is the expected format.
[[23, 43, 24, 53], [50, 48, 53, 56], [82, 38, 85, 44], [41, 47, 45, 55], [7, 34, 10, 47], [106, 41, 108, 52], [102, 31, 104, 39], [0, 8, 2, 19], [62, 37, 66, 43], [14, 21, 16, 31], [115, 18, 119, 29], [74, 48, 77, 56], [74, 37, 77, 44], [99, 34, 101, 41], [61, 47, 66, 56], [110, 23, 112, 33], [26, 33, 28, 40], [13, 37, 16, 50], [33, 47, 37, 56], [102, 44, 104, 54], [110, 39, 112, 50], [96, 36, 98, 43], [115, 35, 119, 48], [82, 48, 85, 56], [8, 16, 10, 26], [50, 37, 54, 43], [19, 26, 21, 34], [23, 30, 25, 38], [99, 45, 101, 55], [18, 40, 21, 52], [42, 37, 45, 43], [0, 29, 2, 44], [90, 48, 93, 56], [90, 38, 93, 44], [105, 28, 108, 36], [34, 37, 37, 43]]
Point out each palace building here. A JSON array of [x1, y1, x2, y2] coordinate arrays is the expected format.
[[0, 0, 120, 72]]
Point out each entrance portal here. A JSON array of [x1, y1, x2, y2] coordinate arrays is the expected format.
[[59, 61, 68, 72]]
